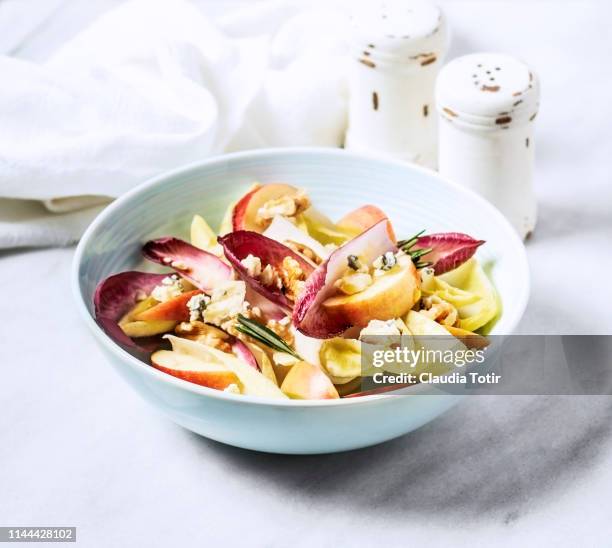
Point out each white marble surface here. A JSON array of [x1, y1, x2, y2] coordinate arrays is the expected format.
[[1, 1, 612, 546]]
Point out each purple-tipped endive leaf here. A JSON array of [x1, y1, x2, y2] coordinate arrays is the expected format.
[[293, 220, 396, 339], [142, 237, 232, 290], [94, 271, 167, 353], [415, 233, 485, 275], [218, 231, 315, 311], [245, 286, 286, 321]]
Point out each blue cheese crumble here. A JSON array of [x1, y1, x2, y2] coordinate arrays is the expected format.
[[187, 293, 210, 323], [152, 275, 183, 302], [204, 281, 246, 326]]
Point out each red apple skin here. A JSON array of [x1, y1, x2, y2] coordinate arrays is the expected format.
[[151, 350, 240, 390], [322, 255, 419, 328], [232, 183, 300, 232], [232, 185, 260, 232], [153, 364, 239, 390], [336, 205, 396, 242], [280, 361, 340, 400], [134, 290, 202, 321]]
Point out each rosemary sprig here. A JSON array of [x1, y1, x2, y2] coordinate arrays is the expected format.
[[396, 229, 426, 250], [397, 229, 433, 270], [235, 314, 302, 359]]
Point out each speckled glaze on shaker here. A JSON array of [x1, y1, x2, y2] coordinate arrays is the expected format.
[[345, 1, 448, 168], [436, 53, 540, 239]]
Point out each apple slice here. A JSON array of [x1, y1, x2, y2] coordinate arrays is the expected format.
[[336, 205, 396, 242], [280, 361, 339, 400], [134, 290, 202, 322], [119, 319, 177, 338], [174, 321, 260, 370], [322, 254, 420, 329], [293, 220, 398, 338], [166, 335, 287, 399], [118, 295, 178, 338], [151, 350, 240, 391], [232, 183, 303, 232]]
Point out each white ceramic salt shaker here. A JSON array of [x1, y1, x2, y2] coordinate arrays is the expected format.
[[345, 1, 448, 168], [436, 53, 540, 239]]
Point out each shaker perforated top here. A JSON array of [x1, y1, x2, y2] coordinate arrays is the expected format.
[[349, 0, 447, 63], [436, 53, 540, 128]]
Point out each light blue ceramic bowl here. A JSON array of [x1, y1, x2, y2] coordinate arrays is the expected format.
[[72, 148, 529, 454]]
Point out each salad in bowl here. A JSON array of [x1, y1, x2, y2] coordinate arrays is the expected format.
[[94, 182, 499, 401]]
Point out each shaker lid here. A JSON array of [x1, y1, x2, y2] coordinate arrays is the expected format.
[[436, 53, 540, 128], [349, 0, 447, 63]]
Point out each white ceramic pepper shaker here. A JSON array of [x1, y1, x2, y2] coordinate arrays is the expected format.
[[345, 1, 448, 168], [436, 53, 540, 239]]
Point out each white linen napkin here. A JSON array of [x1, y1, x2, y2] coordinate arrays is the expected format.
[[0, 0, 65, 55], [0, 0, 348, 248]]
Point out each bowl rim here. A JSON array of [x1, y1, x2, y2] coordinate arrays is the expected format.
[[72, 146, 530, 408]]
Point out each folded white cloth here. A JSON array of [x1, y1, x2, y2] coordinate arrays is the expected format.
[[0, 198, 109, 249], [0, 0, 349, 248], [0, 0, 64, 55]]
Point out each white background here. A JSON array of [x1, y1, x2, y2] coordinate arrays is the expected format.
[[1, 1, 611, 546]]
